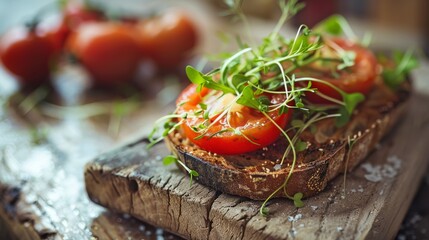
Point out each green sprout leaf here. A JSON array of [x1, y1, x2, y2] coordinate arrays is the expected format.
[[186, 65, 206, 85], [336, 106, 350, 127], [314, 15, 343, 35], [190, 170, 199, 177], [236, 86, 260, 110], [232, 74, 250, 92], [291, 119, 305, 128], [260, 206, 269, 217], [342, 92, 365, 115], [382, 50, 418, 89], [313, 14, 355, 39], [189, 170, 199, 186], [293, 192, 304, 208], [199, 103, 207, 110], [279, 105, 289, 115], [289, 34, 311, 55], [186, 66, 235, 94], [163, 155, 177, 166], [294, 140, 308, 152]]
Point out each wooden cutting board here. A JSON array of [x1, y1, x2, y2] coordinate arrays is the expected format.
[[85, 93, 429, 240]]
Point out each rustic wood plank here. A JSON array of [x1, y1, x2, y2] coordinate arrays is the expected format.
[[85, 93, 429, 240]]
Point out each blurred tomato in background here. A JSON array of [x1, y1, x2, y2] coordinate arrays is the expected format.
[[0, 0, 200, 90], [0, 24, 57, 86], [136, 9, 198, 70], [66, 22, 141, 87]]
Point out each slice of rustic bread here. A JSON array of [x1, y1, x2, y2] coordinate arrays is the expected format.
[[165, 78, 411, 200]]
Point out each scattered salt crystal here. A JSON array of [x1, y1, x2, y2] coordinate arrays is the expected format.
[[357, 185, 364, 193], [397, 234, 406, 240], [288, 214, 303, 222], [289, 227, 297, 237], [382, 165, 397, 178], [409, 214, 422, 225], [361, 155, 402, 182], [337, 227, 343, 232], [387, 155, 402, 169], [311, 205, 318, 211], [274, 164, 281, 171], [361, 163, 383, 182], [156, 229, 163, 235]]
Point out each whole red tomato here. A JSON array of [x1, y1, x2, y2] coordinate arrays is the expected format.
[[62, 1, 105, 30], [0, 26, 56, 85], [137, 10, 198, 69], [67, 22, 141, 86], [42, 2, 105, 53]]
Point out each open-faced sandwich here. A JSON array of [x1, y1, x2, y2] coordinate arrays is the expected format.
[[149, 0, 417, 213]]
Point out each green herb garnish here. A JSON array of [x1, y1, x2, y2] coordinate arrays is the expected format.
[[150, 0, 417, 216], [382, 50, 418, 89], [162, 155, 199, 186]]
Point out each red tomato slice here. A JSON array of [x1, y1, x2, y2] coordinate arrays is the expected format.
[[176, 84, 292, 155], [303, 37, 378, 103]]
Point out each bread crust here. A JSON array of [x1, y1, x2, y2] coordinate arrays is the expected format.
[[166, 79, 412, 200]]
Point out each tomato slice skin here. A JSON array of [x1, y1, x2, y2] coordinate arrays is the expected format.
[[176, 84, 292, 155], [304, 37, 378, 104]]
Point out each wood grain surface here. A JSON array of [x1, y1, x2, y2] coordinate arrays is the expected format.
[[0, 76, 428, 240], [85, 93, 429, 240]]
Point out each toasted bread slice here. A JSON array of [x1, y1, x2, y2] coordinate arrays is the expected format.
[[165, 78, 411, 200]]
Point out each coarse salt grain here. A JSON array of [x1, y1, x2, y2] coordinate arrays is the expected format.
[[361, 155, 402, 182], [288, 214, 303, 222]]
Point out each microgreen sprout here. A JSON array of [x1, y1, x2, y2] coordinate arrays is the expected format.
[[342, 136, 357, 199], [259, 112, 340, 215], [313, 14, 357, 40], [381, 50, 418, 89], [148, 114, 183, 148], [162, 155, 199, 186], [149, 0, 405, 215]]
